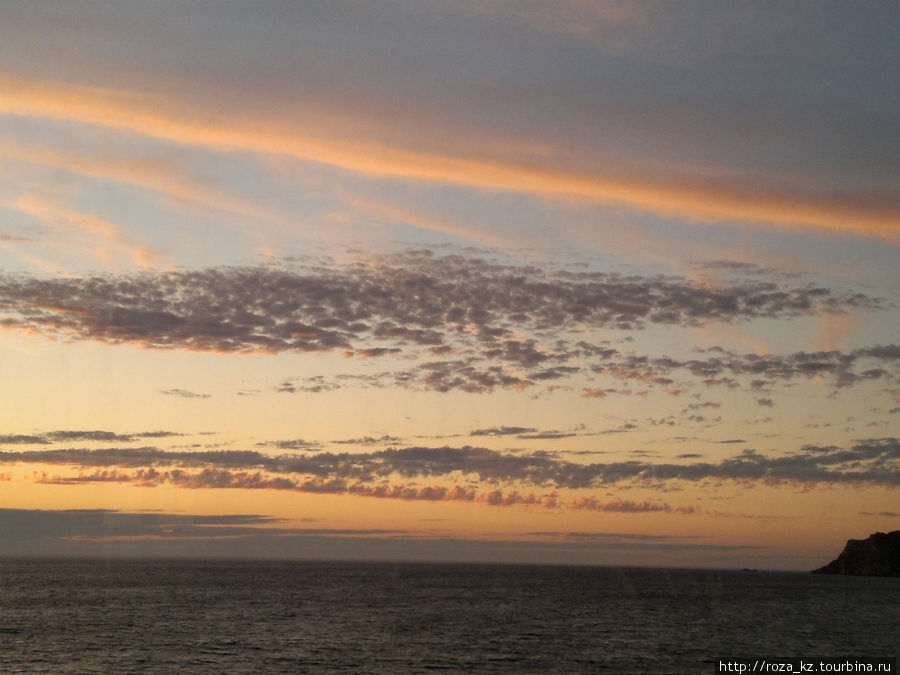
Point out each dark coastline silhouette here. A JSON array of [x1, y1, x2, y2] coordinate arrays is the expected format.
[[812, 531, 900, 577]]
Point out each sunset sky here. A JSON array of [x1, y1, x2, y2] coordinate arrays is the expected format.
[[0, 1, 897, 570]]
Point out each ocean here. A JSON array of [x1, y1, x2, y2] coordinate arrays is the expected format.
[[0, 559, 896, 673]]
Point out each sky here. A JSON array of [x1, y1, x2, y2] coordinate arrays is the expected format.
[[0, 0, 897, 570]]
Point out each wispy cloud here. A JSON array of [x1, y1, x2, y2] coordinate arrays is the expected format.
[[257, 439, 322, 451], [2, 71, 897, 239], [333, 435, 404, 447], [12, 193, 161, 269], [0, 430, 179, 445], [0, 139, 283, 225], [159, 389, 210, 399], [470, 426, 538, 437]]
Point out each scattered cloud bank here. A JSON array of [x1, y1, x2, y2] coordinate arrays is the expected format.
[[590, 346, 900, 390], [0, 252, 877, 350], [280, 342, 899, 396], [2, 252, 890, 395]]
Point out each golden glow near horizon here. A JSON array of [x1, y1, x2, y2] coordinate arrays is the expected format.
[[0, 1, 897, 569]]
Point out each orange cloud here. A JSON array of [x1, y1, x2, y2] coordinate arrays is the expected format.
[[13, 193, 161, 269], [346, 194, 513, 248], [815, 312, 858, 352], [0, 139, 283, 224], [2, 71, 897, 241]]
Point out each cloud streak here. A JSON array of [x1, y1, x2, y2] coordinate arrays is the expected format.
[[0, 507, 399, 543], [0, 430, 179, 445], [1, 71, 897, 239], [159, 389, 210, 399], [0, 139, 284, 226]]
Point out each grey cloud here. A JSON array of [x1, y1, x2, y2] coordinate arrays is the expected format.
[[36, 467, 549, 508], [257, 439, 322, 451], [1, 430, 180, 445], [0, 508, 424, 561], [0, 447, 273, 470], [0, 507, 285, 541], [528, 365, 582, 381], [276, 376, 341, 394], [470, 426, 537, 437], [160, 389, 210, 399], [593, 347, 900, 392], [47, 430, 177, 442], [684, 402, 720, 411], [37, 469, 139, 484], [403, 359, 534, 393], [588, 423, 639, 436], [333, 435, 404, 446], [517, 431, 577, 440], [569, 497, 673, 513], [581, 387, 650, 398], [348, 347, 403, 358], [0, 434, 49, 445]]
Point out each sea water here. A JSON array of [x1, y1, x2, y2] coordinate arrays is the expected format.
[[0, 559, 896, 673]]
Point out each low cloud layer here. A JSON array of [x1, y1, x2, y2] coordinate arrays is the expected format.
[[5, 437, 898, 491], [0, 430, 179, 445], [0, 508, 285, 541], [0, 508, 755, 563]]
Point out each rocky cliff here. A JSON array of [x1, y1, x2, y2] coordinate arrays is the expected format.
[[812, 530, 900, 577]]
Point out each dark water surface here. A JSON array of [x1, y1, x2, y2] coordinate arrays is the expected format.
[[0, 559, 896, 673]]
